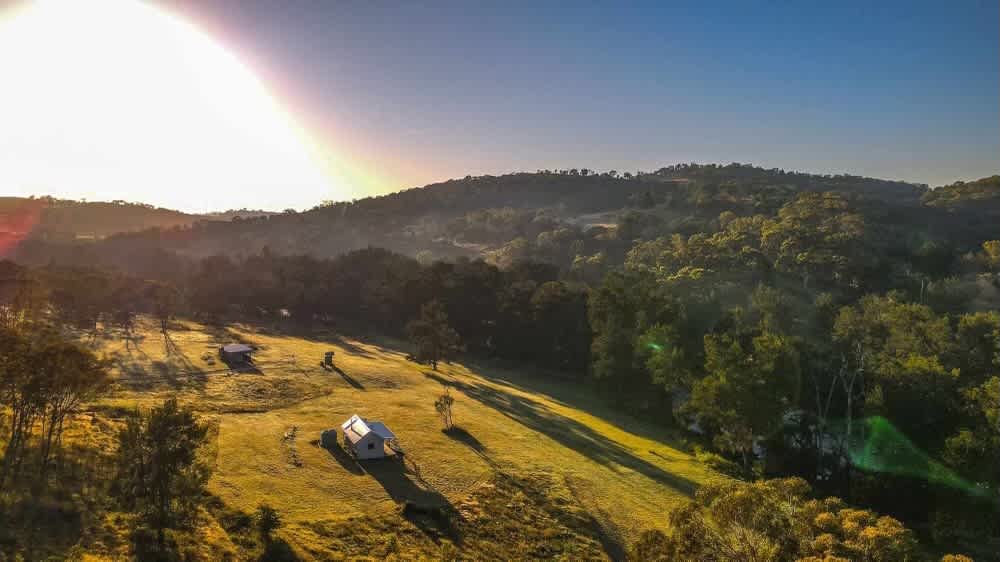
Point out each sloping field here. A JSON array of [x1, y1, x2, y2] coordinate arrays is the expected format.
[[89, 318, 723, 557]]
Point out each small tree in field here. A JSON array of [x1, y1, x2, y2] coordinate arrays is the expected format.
[[407, 300, 461, 370], [435, 388, 455, 430], [147, 281, 180, 339]]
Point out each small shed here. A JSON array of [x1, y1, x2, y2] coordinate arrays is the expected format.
[[341, 414, 396, 460], [220, 343, 254, 364]]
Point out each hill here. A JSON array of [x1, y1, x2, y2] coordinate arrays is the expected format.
[[15, 317, 721, 559], [0, 197, 199, 240], [0, 197, 277, 245], [922, 175, 1000, 214], [6, 163, 944, 270]]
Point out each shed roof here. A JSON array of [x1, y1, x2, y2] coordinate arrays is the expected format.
[[221, 343, 253, 354]]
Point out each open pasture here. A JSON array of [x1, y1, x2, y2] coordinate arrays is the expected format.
[[84, 318, 723, 558]]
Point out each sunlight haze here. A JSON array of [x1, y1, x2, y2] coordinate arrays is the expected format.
[[0, 0, 345, 212]]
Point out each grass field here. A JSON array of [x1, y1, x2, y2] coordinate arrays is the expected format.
[[61, 317, 723, 559]]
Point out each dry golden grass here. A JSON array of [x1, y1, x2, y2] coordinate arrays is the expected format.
[[74, 317, 726, 559]]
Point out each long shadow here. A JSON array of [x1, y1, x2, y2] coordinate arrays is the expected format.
[[109, 344, 163, 391], [164, 335, 208, 390], [316, 440, 365, 476], [164, 333, 203, 372], [443, 426, 497, 468], [329, 364, 365, 390], [0, 443, 119, 560], [328, 334, 375, 358], [260, 538, 301, 562], [150, 360, 184, 389], [220, 357, 263, 375], [459, 358, 692, 454], [365, 457, 461, 543], [461, 358, 576, 409], [366, 457, 449, 506], [259, 322, 377, 358], [202, 323, 248, 345], [426, 373, 698, 497]]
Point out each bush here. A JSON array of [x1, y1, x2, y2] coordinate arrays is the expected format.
[[693, 446, 743, 478]]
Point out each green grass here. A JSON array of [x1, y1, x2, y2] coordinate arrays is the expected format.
[[54, 317, 724, 559]]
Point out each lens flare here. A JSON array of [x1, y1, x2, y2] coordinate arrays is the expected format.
[[0, 199, 45, 255], [849, 416, 989, 497]]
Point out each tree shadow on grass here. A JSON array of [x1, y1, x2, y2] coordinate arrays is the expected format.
[[0, 444, 119, 561], [425, 372, 697, 497], [0, 496, 84, 560], [260, 538, 301, 562], [164, 333, 207, 377], [265, 324, 376, 358], [320, 363, 365, 390], [443, 426, 497, 468], [458, 358, 693, 452], [328, 334, 375, 358], [461, 358, 576, 409], [109, 335, 209, 391], [202, 323, 248, 345]]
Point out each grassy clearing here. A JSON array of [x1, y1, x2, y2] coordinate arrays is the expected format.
[[21, 317, 723, 559]]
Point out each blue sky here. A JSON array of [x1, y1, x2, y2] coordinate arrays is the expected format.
[[167, 0, 997, 198], [5, 0, 997, 208]]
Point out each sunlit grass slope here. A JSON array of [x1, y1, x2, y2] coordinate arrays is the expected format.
[[87, 318, 724, 558]]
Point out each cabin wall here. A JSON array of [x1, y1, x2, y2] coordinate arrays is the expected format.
[[353, 434, 385, 459]]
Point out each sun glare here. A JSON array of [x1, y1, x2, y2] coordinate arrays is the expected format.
[[0, 0, 343, 212]]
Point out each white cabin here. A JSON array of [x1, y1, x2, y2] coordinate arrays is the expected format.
[[341, 414, 396, 459]]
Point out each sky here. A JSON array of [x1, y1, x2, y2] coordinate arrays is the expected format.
[[0, 0, 997, 212]]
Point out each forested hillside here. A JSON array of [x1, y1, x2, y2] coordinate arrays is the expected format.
[[0, 197, 197, 240], [923, 175, 1000, 215], [2, 163, 998, 558], [6, 163, 962, 269], [0, 196, 273, 246]]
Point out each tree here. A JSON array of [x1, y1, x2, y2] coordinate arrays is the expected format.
[[0, 262, 44, 331], [980, 240, 1000, 271], [407, 300, 461, 370], [588, 272, 643, 396], [434, 387, 455, 430], [529, 281, 590, 372], [108, 277, 142, 346], [633, 478, 919, 562], [147, 281, 180, 338], [636, 323, 699, 406], [0, 329, 111, 486], [114, 398, 211, 546], [687, 329, 800, 471], [37, 338, 110, 475], [0, 329, 43, 487], [833, 296, 959, 447], [761, 192, 869, 291]]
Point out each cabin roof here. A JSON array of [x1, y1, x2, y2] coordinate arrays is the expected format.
[[221, 343, 253, 354], [341, 414, 395, 444]]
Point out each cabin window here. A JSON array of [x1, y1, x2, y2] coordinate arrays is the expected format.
[[367, 442, 375, 450]]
